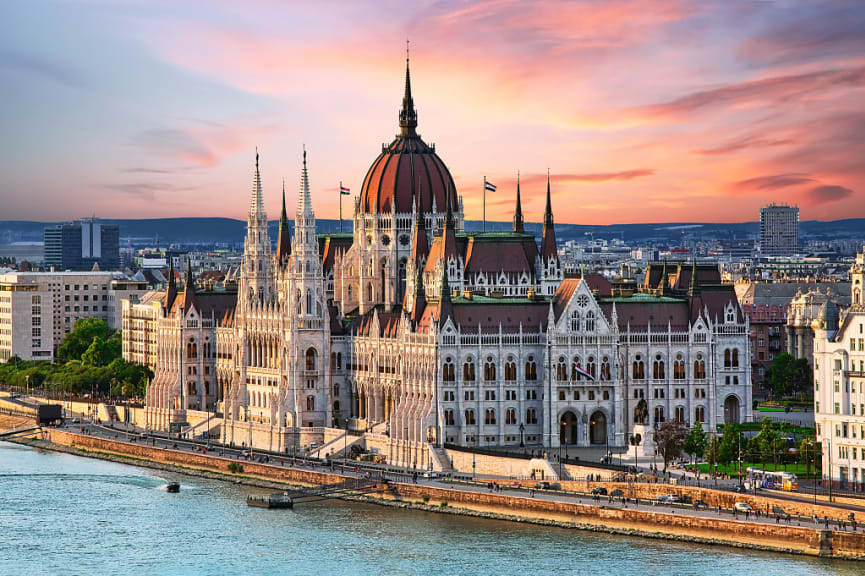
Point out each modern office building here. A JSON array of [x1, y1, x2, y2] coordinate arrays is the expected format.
[[43, 218, 120, 271], [760, 204, 799, 257]]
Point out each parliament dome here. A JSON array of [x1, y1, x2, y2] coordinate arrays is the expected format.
[[360, 56, 458, 215]]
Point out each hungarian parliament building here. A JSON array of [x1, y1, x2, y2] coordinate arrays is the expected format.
[[123, 58, 752, 468]]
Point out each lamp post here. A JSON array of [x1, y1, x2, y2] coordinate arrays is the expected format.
[[519, 423, 525, 450], [560, 421, 566, 479], [344, 417, 349, 472]]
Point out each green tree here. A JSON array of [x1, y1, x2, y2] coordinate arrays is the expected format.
[[757, 417, 781, 465], [718, 424, 742, 464], [683, 421, 707, 464], [654, 420, 689, 470], [57, 318, 113, 362]]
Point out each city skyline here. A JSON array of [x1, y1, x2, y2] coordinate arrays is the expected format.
[[2, 0, 864, 224]]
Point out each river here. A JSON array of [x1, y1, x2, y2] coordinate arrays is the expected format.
[[0, 441, 859, 575]]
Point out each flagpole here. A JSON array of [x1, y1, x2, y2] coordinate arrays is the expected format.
[[339, 180, 343, 233], [483, 176, 486, 233]]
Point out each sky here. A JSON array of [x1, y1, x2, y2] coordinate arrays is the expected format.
[[1, 0, 864, 225]]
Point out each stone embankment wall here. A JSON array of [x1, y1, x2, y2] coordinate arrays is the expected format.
[[38, 429, 865, 560]]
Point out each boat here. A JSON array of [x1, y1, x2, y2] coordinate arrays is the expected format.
[[246, 493, 293, 509], [166, 482, 180, 493]]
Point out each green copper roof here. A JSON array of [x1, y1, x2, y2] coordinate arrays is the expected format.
[[600, 293, 684, 303], [451, 294, 548, 305]]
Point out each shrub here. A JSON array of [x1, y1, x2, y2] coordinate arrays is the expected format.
[[440, 501, 448, 508], [422, 495, 430, 503]]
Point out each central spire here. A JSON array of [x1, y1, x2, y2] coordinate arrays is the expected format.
[[297, 145, 313, 217], [399, 40, 418, 137], [513, 171, 524, 233]]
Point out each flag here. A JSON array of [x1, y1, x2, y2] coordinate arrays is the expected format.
[[573, 364, 595, 381], [484, 181, 497, 192], [340, 185, 351, 195]]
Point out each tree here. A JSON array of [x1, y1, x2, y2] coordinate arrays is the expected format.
[[683, 421, 707, 465], [57, 318, 113, 362], [767, 353, 812, 399], [757, 416, 780, 466], [654, 420, 688, 470], [718, 424, 741, 464]]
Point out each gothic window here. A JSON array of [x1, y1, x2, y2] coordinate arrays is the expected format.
[[585, 310, 595, 332], [732, 348, 739, 368], [653, 355, 665, 380], [587, 356, 596, 379], [504, 357, 517, 381], [694, 355, 706, 379], [484, 357, 496, 381], [463, 357, 476, 381], [443, 357, 455, 381], [367, 283, 374, 302], [633, 356, 645, 380], [675, 406, 685, 423], [654, 405, 665, 424], [187, 338, 197, 359], [306, 396, 315, 411], [444, 409, 455, 426], [333, 400, 340, 413], [674, 354, 686, 380], [526, 408, 538, 425], [569, 311, 581, 332], [571, 357, 581, 381], [305, 348, 317, 371], [465, 409, 476, 426], [306, 290, 314, 315], [525, 356, 537, 380], [695, 405, 705, 423], [603, 390, 610, 400], [600, 357, 611, 381], [484, 408, 496, 425], [557, 357, 568, 381], [348, 285, 353, 300], [337, 352, 342, 369], [505, 408, 517, 425], [724, 349, 731, 368]]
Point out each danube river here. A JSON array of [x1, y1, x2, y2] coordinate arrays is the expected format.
[[0, 441, 859, 576]]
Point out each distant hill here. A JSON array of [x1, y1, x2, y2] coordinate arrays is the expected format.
[[1, 217, 863, 247]]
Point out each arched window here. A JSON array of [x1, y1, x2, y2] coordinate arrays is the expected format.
[[443, 357, 455, 382], [525, 356, 537, 381], [367, 283, 374, 302], [463, 357, 476, 381], [504, 357, 517, 381], [306, 289, 314, 315], [306, 395, 315, 411], [337, 352, 342, 369], [724, 349, 731, 368], [674, 354, 685, 380], [586, 356, 596, 379], [505, 408, 517, 425], [695, 405, 705, 423], [305, 348, 317, 371], [675, 406, 685, 423], [732, 348, 739, 368], [653, 355, 665, 380], [585, 310, 595, 332], [557, 357, 568, 381], [571, 357, 581, 381], [465, 409, 476, 425], [484, 408, 496, 425], [570, 311, 581, 332], [526, 408, 538, 425], [348, 285, 353, 300], [444, 409, 455, 426], [633, 356, 645, 380], [484, 357, 496, 381], [600, 357, 611, 381], [694, 355, 706, 379], [654, 405, 665, 424]]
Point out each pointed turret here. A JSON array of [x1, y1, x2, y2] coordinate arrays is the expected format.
[[399, 40, 418, 137], [250, 148, 265, 219], [513, 171, 525, 234], [276, 179, 291, 265], [165, 257, 177, 312], [441, 180, 458, 261], [183, 258, 196, 312], [436, 262, 452, 325], [411, 164, 429, 263], [297, 146, 313, 219], [540, 170, 558, 261]]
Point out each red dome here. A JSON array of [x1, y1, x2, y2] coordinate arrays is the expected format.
[[360, 136, 457, 214], [359, 55, 458, 215]]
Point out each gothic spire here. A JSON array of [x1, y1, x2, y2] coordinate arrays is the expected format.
[[250, 147, 265, 220], [297, 145, 313, 218], [513, 170, 524, 234], [165, 256, 177, 312], [399, 40, 418, 137], [541, 169, 558, 261], [276, 178, 292, 263], [183, 257, 196, 312]]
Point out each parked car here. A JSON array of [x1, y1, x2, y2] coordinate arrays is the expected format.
[[508, 481, 522, 488], [610, 489, 625, 498], [591, 487, 608, 496], [422, 472, 440, 479], [734, 502, 753, 513], [534, 481, 551, 490], [656, 494, 680, 503], [694, 499, 709, 510]]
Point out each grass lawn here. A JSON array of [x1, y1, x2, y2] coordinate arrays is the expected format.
[[693, 461, 817, 477]]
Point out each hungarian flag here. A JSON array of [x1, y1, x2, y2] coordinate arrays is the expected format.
[[340, 185, 350, 195], [484, 181, 497, 192], [573, 364, 595, 381]]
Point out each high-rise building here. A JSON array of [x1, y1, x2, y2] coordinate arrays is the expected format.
[[43, 218, 120, 271], [760, 204, 799, 256]]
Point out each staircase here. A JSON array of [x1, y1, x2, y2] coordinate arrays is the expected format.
[[181, 414, 223, 440], [309, 430, 364, 459], [428, 445, 455, 474]]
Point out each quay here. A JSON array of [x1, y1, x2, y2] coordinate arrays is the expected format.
[[6, 425, 865, 561]]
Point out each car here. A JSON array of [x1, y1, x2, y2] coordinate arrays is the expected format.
[[508, 481, 522, 489], [656, 494, 680, 503], [734, 502, 753, 513], [422, 472, 440, 479], [732, 484, 746, 493], [534, 481, 551, 490], [139, 432, 147, 439], [591, 487, 607, 496], [694, 499, 709, 510], [610, 489, 625, 497]]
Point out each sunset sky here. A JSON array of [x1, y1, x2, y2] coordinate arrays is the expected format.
[[2, 0, 864, 225]]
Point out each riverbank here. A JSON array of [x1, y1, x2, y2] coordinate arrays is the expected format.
[[11, 429, 865, 561]]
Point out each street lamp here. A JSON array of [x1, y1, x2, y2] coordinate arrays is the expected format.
[[519, 423, 525, 449], [560, 421, 566, 479], [344, 417, 349, 471]]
